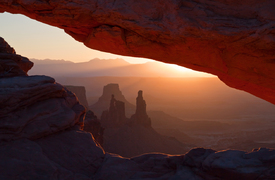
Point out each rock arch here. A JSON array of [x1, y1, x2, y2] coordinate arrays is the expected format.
[[1, 0, 275, 104]]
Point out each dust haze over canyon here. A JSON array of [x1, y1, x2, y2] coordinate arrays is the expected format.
[[1, 33, 275, 180], [2, 0, 275, 105], [32, 58, 275, 155], [1, 0, 275, 179]]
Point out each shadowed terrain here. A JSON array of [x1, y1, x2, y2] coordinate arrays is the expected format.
[[1, 0, 275, 179], [1, 29, 275, 179]]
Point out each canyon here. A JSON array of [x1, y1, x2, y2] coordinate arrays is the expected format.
[[2, 35, 275, 179], [70, 82, 275, 156], [1, 0, 275, 105], [1, 1, 275, 179], [90, 84, 191, 157]]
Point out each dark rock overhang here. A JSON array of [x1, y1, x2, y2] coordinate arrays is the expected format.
[[1, 0, 275, 104]]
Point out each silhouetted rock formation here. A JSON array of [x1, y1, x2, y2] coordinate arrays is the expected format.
[[101, 94, 127, 128], [101, 90, 191, 157], [3, 37, 275, 179], [0, 37, 33, 77], [64, 85, 104, 145], [65, 85, 89, 109], [83, 110, 104, 146], [0, 37, 105, 179], [98, 89, 151, 128], [130, 90, 151, 127], [90, 83, 135, 117], [103, 124, 191, 158], [2, 1, 275, 105]]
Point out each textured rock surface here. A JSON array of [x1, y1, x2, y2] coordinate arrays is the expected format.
[[0, 76, 82, 141], [63, 85, 104, 145], [1, 36, 275, 180], [1, 1, 275, 104], [83, 110, 104, 146], [0, 37, 33, 77], [0, 37, 105, 179]]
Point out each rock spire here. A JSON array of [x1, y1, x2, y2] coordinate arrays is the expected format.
[[90, 83, 135, 117], [130, 90, 151, 127], [1, 36, 275, 179], [101, 94, 127, 127]]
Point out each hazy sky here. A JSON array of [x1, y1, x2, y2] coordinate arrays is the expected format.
[[0, 12, 214, 77], [0, 12, 154, 63]]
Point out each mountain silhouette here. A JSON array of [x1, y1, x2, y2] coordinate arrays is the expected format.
[[29, 58, 211, 77]]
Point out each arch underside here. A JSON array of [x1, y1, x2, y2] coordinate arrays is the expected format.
[[1, 0, 275, 104]]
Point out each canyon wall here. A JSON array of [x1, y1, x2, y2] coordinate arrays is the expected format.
[[90, 83, 135, 117], [0, 37, 105, 179], [65, 85, 89, 108], [1, 0, 275, 104], [2, 36, 275, 179]]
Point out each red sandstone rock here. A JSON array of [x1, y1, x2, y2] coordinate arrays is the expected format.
[[1, 36, 275, 180], [1, 1, 275, 104], [0, 37, 33, 77], [0, 37, 105, 179]]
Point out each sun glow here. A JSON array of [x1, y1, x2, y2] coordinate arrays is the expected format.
[[167, 64, 190, 72], [0, 12, 214, 77], [155, 63, 215, 77]]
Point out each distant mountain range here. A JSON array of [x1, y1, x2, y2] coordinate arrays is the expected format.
[[28, 58, 213, 77]]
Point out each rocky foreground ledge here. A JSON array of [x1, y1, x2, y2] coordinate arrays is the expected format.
[[1, 37, 275, 180]]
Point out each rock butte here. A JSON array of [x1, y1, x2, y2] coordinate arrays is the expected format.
[[1, 32, 275, 178], [1, 0, 275, 104]]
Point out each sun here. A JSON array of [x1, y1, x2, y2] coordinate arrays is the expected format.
[[166, 64, 190, 72], [161, 63, 215, 77]]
